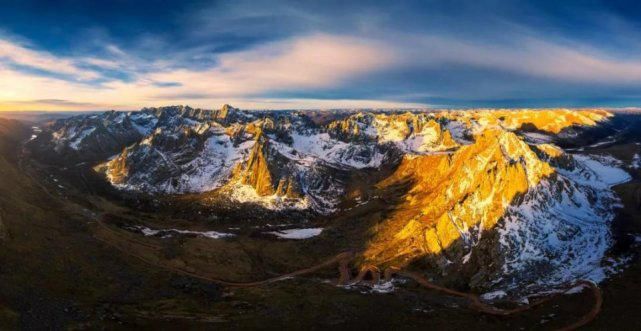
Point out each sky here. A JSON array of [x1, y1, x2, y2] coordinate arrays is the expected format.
[[2, 0, 641, 111]]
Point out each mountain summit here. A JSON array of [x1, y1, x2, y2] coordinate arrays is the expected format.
[[30, 106, 629, 294]]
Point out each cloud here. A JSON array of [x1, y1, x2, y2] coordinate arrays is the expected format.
[[152, 81, 182, 88], [0, 35, 400, 109], [2, 98, 105, 110], [391, 33, 641, 85], [0, 34, 406, 110], [81, 57, 122, 70], [147, 34, 396, 97], [0, 38, 100, 81]]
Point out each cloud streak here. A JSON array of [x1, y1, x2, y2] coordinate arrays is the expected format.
[[397, 34, 641, 84], [0, 38, 100, 81], [1, 33, 404, 110], [148, 34, 396, 97]]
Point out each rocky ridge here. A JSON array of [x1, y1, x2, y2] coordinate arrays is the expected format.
[[32, 106, 629, 293]]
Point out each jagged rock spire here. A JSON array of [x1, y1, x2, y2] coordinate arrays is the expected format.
[[215, 104, 237, 123]]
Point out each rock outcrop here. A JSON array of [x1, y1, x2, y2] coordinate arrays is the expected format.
[[214, 104, 238, 123], [364, 128, 554, 265], [236, 133, 276, 196]]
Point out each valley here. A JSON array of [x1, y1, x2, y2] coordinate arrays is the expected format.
[[1, 107, 641, 329]]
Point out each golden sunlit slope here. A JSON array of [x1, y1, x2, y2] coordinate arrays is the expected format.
[[434, 108, 612, 134], [364, 128, 554, 266], [361, 108, 614, 271]]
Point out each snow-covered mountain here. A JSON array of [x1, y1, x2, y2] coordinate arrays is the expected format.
[[34, 105, 629, 292]]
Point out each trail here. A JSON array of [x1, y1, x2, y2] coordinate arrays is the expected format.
[[94, 218, 602, 330], [386, 267, 601, 330], [94, 217, 354, 287]]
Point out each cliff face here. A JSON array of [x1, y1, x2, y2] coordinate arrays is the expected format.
[[105, 147, 129, 185], [214, 104, 238, 123], [236, 133, 276, 196], [364, 128, 554, 266], [275, 177, 302, 199], [327, 112, 461, 152], [233, 132, 306, 200]]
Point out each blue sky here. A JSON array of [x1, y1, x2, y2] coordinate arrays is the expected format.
[[2, 0, 641, 110]]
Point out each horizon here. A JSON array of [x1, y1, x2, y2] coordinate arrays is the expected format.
[[3, 1, 641, 110], [3, 105, 641, 114]]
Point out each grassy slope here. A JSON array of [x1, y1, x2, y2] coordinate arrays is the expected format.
[[0, 119, 177, 329]]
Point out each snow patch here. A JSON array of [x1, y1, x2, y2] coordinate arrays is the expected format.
[[370, 281, 396, 294], [136, 226, 234, 239], [445, 120, 472, 144], [283, 132, 384, 169], [521, 132, 553, 144], [572, 154, 631, 187], [588, 136, 617, 148], [267, 227, 323, 239], [69, 127, 96, 150], [480, 290, 507, 301], [228, 184, 310, 211], [496, 152, 631, 293], [631, 153, 641, 169]]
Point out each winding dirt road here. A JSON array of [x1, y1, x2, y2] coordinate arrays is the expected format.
[[94, 218, 601, 330]]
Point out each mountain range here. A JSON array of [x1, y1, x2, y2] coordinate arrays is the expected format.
[[26, 105, 633, 295]]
